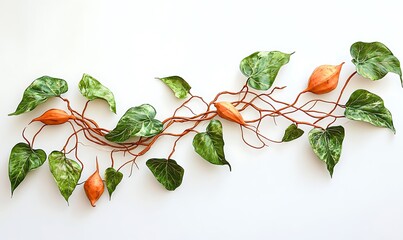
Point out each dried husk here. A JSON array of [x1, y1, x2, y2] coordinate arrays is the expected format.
[[214, 101, 245, 125], [305, 62, 344, 94], [31, 109, 76, 125], [84, 159, 104, 207]]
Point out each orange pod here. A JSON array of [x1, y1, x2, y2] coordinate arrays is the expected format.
[[84, 159, 104, 207], [305, 62, 344, 94], [214, 101, 245, 125], [31, 109, 76, 125]]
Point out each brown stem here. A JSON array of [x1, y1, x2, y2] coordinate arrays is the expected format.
[[31, 125, 47, 147], [313, 71, 357, 125], [67, 121, 84, 170], [240, 125, 266, 149], [22, 127, 31, 146], [29, 72, 358, 175], [273, 90, 308, 114]]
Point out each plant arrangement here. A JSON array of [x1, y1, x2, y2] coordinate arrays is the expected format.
[[8, 41, 401, 206]]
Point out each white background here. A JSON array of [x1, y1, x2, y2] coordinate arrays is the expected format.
[[1, 0, 402, 239]]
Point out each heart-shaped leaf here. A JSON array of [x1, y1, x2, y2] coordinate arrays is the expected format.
[[240, 51, 293, 90], [193, 120, 231, 170], [78, 73, 117, 113], [308, 126, 345, 177], [9, 76, 68, 116], [351, 41, 402, 86], [105, 104, 163, 142], [48, 151, 82, 202], [9, 143, 46, 195], [344, 89, 395, 133], [104, 167, 123, 199], [158, 76, 191, 99], [146, 158, 184, 191], [282, 124, 304, 142]]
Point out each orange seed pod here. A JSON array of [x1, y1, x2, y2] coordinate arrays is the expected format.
[[214, 101, 245, 125], [305, 62, 344, 94], [31, 108, 76, 125], [84, 159, 104, 207]]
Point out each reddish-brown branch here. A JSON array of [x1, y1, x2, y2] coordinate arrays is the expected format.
[[240, 125, 266, 149], [67, 121, 84, 170], [313, 71, 357, 125], [274, 90, 308, 114], [117, 156, 138, 173], [31, 125, 47, 147], [26, 71, 357, 175], [22, 127, 31, 146]]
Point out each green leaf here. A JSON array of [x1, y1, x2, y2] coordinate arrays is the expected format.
[[193, 120, 231, 170], [282, 124, 304, 142], [104, 167, 123, 199], [48, 151, 82, 202], [105, 104, 163, 142], [78, 73, 117, 113], [158, 76, 191, 99], [308, 126, 345, 177], [240, 51, 293, 90], [9, 76, 68, 116], [146, 158, 184, 191], [8, 143, 46, 194], [350, 41, 402, 86], [344, 89, 395, 133]]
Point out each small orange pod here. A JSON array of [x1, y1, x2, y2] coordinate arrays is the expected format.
[[84, 159, 104, 207], [214, 101, 245, 125], [31, 109, 76, 125], [305, 62, 344, 94]]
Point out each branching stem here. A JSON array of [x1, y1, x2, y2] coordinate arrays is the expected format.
[[26, 71, 356, 174]]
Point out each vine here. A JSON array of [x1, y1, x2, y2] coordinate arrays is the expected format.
[[8, 41, 402, 206]]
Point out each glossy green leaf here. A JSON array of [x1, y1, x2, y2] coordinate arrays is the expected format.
[[240, 51, 293, 90], [158, 76, 191, 99], [104, 167, 123, 199], [351, 41, 402, 86], [9, 76, 68, 116], [78, 73, 117, 113], [344, 89, 395, 133], [308, 126, 345, 177], [48, 151, 82, 202], [8, 143, 46, 194], [282, 124, 304, 142], [105, 104, 163, 142], [146, 158, 184, 191], [193, 120, 231, 170]]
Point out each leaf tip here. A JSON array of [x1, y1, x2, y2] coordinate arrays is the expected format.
[[111, 106, 117, 114], [328, 167, 334, 178]]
